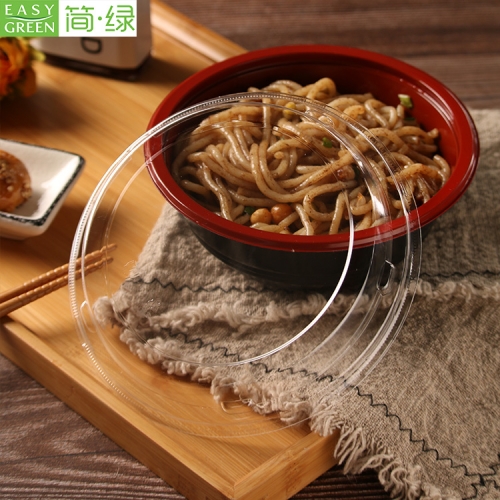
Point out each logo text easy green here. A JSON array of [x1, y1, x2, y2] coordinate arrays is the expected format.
[[1, 2, 59, 36], [0, 1, 137, 37]]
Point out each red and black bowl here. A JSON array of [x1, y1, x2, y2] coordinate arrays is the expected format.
[[145, 45, 479, 290]]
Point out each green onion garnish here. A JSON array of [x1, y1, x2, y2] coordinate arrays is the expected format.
[[322, 137, 333, 148], [244, 206, 256, 215], [398, 94, 413, 109]]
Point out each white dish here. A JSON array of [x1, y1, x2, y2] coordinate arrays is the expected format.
[[0, 138, 85, 240]]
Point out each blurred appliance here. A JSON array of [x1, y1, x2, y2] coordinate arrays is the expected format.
[[32, 1, 152, 80]]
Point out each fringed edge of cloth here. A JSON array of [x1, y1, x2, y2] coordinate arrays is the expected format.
[[309, 403, 461, 500]]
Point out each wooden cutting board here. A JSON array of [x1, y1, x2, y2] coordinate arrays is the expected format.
[[0, 2, 339, 498]]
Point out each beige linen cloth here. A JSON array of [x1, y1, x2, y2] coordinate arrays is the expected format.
[[96, 109, 500, 500]]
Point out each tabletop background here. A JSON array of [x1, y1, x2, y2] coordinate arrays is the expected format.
[[1, 0, 499, 498]]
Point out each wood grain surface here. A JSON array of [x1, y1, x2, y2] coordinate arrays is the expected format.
[[164, 0, 500, 110], [1, 0, 500, 498]]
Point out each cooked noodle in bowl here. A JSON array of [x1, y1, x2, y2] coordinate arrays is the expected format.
[[146, 45, 479, 289], [171, 78, 451, 237]]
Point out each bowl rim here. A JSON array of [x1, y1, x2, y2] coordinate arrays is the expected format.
[[146, 44, 480, 252]]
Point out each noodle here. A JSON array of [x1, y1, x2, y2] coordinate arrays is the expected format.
[[173, 78, 451, 235]]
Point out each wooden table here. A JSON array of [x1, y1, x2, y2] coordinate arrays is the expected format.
[[1, 1, 499, 498]]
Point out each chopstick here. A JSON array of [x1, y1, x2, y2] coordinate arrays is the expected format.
[[0, 244, 117, 318]]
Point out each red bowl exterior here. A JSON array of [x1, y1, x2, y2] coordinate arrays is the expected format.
[[147, 45, 479, 254]]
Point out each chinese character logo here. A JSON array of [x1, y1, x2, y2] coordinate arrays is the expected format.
[[61, 1, 137, 37], [105, 5, 135, 33], [66, 5, 94, 32]]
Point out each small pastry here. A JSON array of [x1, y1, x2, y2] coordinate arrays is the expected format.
[[0, 150, 32, 212]]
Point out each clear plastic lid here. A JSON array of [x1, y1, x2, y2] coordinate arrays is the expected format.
[[69, 93, 421, 437]]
